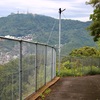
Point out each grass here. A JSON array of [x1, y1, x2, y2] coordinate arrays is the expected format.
[[40, 88, 51, 100], [57, 66, 100, 77]]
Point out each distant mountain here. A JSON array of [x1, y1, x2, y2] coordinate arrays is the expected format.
[[0, 13, 96, 55]]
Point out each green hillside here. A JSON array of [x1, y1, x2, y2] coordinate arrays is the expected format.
[[0, 13, 96, 55]]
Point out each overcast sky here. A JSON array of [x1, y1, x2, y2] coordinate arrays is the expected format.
[[0, 0, 93, 22]]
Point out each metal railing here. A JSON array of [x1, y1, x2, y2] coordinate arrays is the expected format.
[[0, 36, 56, 100]]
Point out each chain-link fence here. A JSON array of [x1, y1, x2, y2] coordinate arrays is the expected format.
[[61, 56, 100, 76], [0, 36, 56, 100]]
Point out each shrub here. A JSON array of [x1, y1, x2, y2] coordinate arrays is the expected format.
[[62, 61, 72, 69]]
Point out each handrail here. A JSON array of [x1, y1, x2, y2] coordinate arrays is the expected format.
[[0, 36, 56, 49]]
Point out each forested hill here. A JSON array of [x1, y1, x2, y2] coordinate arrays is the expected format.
[[0, 13, 96, 55]]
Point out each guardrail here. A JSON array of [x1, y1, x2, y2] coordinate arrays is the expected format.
[[0, 36, 56, 100]]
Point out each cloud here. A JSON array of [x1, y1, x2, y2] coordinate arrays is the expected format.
[[0, 0, 93, 21]]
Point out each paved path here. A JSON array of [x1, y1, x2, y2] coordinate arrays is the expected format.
[[44, 75, 100, 100]]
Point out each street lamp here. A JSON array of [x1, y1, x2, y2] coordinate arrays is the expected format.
[[58, 8, 65, 75]]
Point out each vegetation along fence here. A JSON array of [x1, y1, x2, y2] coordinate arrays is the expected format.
[[0, 36, 56, 100], [60, 56, 100, 76]]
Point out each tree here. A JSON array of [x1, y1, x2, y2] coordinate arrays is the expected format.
[[69, 46, 100, 57], [96, 38, 100, 50], [86, 0, 100, 41]]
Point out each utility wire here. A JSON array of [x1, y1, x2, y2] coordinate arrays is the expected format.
[[46, 19, 57, 44], [62, 12, 67, 19], [34, 17, 46, 42]]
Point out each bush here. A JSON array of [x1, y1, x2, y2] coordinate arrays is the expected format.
[[57, 65, 100, 77], [85, 66, 100, 75], [62, 61, 72, 69]]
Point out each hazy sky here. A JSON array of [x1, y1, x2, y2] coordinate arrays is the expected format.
[[0, 0, 93, 22]]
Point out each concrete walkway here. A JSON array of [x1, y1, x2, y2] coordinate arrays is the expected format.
[[44, 75, 100, 100]]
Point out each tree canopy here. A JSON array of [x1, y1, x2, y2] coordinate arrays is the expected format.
[[86, 0, 100, 41], [69, 46, 100, 57]]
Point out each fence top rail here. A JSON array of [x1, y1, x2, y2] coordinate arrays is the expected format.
[[0, 36, 56, 50]]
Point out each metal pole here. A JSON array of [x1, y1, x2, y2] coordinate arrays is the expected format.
[[55, 49, 56, 77], [51, 48, 53, 79], [58, 8, 65, 75], [58, 8, 61, 75], [35, 44, 38, 91], [45, 46, 47, 84], [19, 41, 22, 100], [99, 57, 100, 68], [12, 73, 13, 100]]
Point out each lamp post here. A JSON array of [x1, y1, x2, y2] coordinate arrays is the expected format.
[[58, 8, 65, 75]]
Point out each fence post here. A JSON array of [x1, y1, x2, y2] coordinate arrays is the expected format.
[[35, 44, 38, 91], [82, 57, 84, 75], [53, 49, 56, 78], [90, 57, 92, 72], [45, 46, 47, 84], [51, 48, 53, 80], [55, 50, 57, 76], [99, 57, 100, 68], [12, 73, 14, 100], [99, 57, 100, 71], [19, 40, 22, 100]]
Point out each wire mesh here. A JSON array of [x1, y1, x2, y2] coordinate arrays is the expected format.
[[46, 47, 52, 83], [54, 50, 56, 77], [0, 37, 56, 100], [22, 42, 36, 99], [36, 44, 45, 90], [0, 39, 20, 100], [52, 49, 56, 78]]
